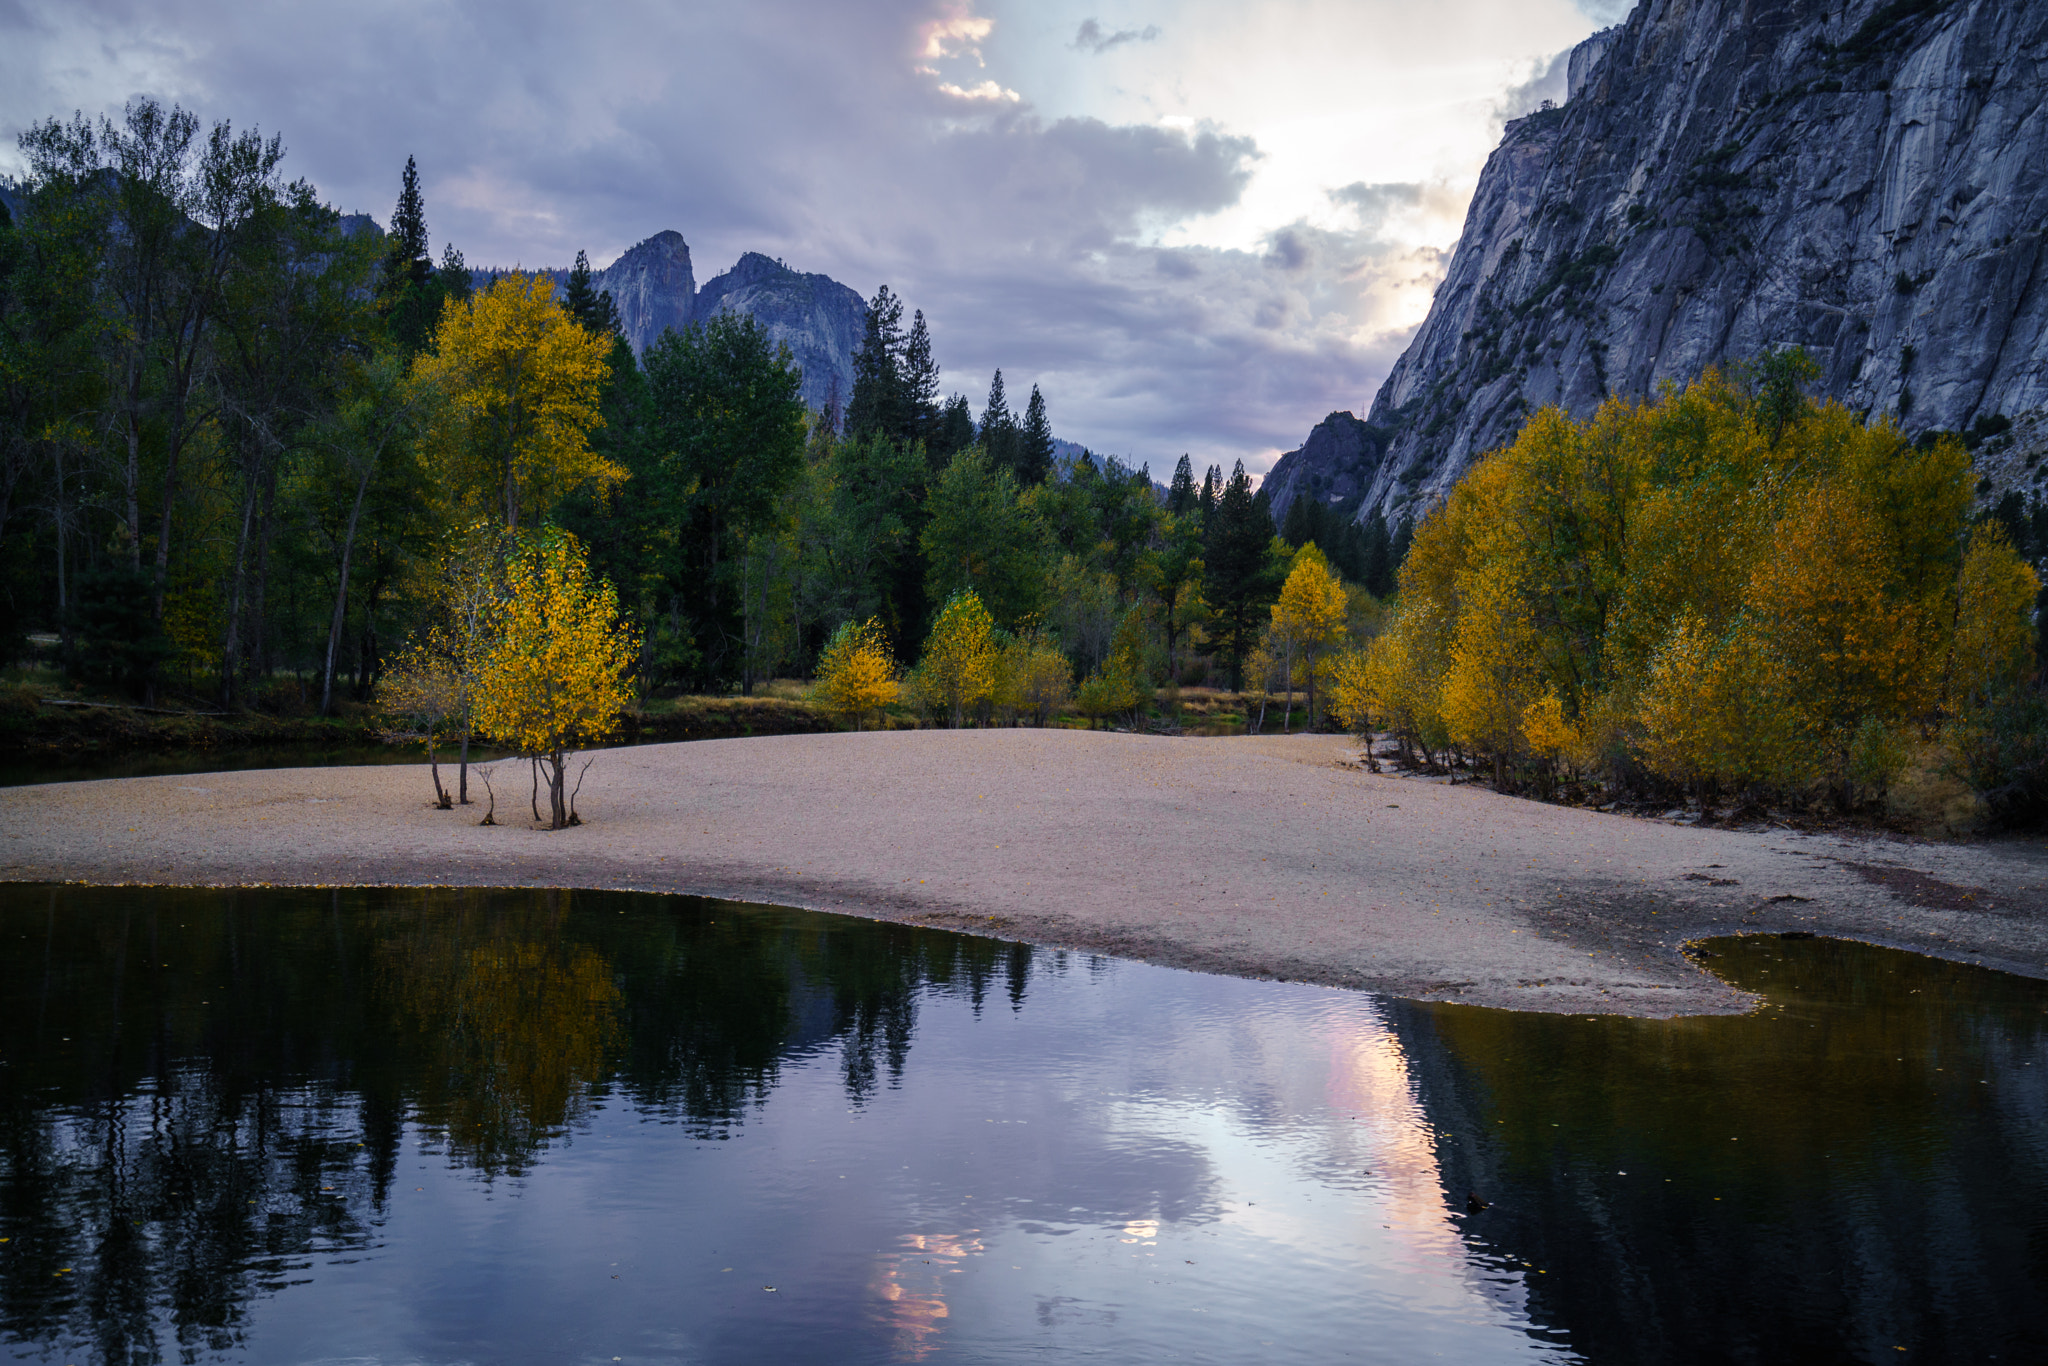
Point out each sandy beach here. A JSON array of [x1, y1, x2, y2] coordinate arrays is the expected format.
[[6, 728, 2047, 1015]]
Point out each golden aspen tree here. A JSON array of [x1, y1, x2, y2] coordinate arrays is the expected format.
[[1950, 523, 2040, 706], [1018, 635, 1074, 726], [471, 530, 639, 829], [414, 272, 620, 529], [1271, 544, 1350, 729], [812, 618, 899, 731], [920, 589, 997, 727]]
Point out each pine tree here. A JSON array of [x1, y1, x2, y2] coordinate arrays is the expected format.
[[439, 243, 472, 305], [380, 156, 441, 354], [980, 369, 1018, 477], [1167, 455, 1198, 517], [934, 394, 976, 464], [1205, 461, 1280, 689], [1200, 464, 1222, 520], [1018, 384, 1055, 486], [903, 308, 940, 445], [564, 249, 597, 325], [389, 155, 428, 273], [847, 284, 906, 442]]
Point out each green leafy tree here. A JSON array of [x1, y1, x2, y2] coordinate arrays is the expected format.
[[921, 447, 1046, 629], [641, 309, 808, 687]]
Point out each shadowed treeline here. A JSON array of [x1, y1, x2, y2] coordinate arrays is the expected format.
[[0, 883, 1029, 1361]]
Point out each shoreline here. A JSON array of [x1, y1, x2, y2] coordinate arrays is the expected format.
[[7, 729, 2046, 1016]]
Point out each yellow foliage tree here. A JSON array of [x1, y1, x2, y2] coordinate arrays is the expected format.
[[1380, 358, 2030, 805], [920, 589, 997, 728], [1950, 523, 2040, 707], [471, 530, 639, 829], [1271, 543, 1350, 730], [812, 618, 899, 731], [414, 272, 621, 529]]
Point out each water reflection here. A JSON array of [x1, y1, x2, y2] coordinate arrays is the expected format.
[[1, 887, 2043, 1363], [1392, 933, 2048, 1364]]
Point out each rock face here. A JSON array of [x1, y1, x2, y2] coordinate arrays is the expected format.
[[1259, 412, 1385, 526], [1312, 0, 2048, 524], [593, 230, 697, 355], [472, 233, 865, 413], [692, 252, 867, 413]]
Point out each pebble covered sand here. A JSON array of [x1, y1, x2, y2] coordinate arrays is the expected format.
[[6, 728, 2048, 1015]]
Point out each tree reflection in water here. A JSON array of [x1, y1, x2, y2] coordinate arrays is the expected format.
[[1392, 934, 2048, 1364], [0, 884, 1026, 1362]]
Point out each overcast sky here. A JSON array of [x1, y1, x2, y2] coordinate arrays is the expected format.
[[1, 0, 1627, 475]]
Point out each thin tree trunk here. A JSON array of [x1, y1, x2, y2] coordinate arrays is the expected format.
[[1281, 640, 1293, 734], [220, 474, 259, 705], [321, 456, 376, 716], [458, 732, 470, 805]]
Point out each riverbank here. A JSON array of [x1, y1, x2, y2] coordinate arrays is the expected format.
[[6, 729, 2046, 1016], [0, 687, 844, 770]]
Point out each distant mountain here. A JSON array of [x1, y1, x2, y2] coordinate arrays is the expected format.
[[1269, 0, 2048, 527], [693, 252, 867, 413], [468, 232, 866, 413]]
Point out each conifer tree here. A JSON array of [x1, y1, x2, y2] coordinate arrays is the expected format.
[[1200, 464, 1222, 520], [980, 368, 1018, 477], [439, 242, 472, 305], [388, 155, 428, 278], [1167, 455, 1198, 517], [847, 284, 905, 442], [1205, 461, 1279, 689], [563, 249, 597, 325], [903, 308, 940, 444], [1018, 384, 1055, 486], [934, 394, 976, 465], [380, 155, 440, 354]]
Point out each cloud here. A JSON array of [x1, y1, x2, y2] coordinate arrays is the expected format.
[[0, 0, 1594, 475], [1072, 19, 1162, 54], [937, 80, 1021, 102], [1495, 47, 1571, 121], [920, 7, 995, 61]]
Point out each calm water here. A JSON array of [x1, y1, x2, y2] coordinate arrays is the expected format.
[[1, 887, 2043, 1365]]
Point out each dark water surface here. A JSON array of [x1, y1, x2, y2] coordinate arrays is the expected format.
[[1, 886, 2043, 1364]]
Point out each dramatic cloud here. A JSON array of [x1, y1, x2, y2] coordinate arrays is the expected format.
[[1072, 19, 1162, 54], [0, 0, 1611, 474]]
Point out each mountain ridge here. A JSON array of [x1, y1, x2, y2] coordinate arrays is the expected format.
[[1265, 0, 2048, 527]]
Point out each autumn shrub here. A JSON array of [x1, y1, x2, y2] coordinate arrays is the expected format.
[[470, 529, 639, 828], [1345, 357, 2040, 810], [811, 618, 899, 731], [918, 589, 997, 727]]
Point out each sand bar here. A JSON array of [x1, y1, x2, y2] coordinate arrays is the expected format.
[[6, 728, 2047, 1015]]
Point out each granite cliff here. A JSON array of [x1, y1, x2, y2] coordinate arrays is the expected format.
[[1267, 0, 2048, 527], [481, 233, 865, 413], [692, 252, 868, 413]]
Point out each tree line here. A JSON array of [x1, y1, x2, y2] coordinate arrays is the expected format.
[[1327, 353, 2047, 821], [1, 100, 1393, 732]]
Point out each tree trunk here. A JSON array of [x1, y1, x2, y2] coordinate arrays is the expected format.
[[1281, 641, 1293, 734], [427, 735, 448, 808], [548, 748, 568, 830], [320, 460, 376, 716], [458, 732, 471, 804]]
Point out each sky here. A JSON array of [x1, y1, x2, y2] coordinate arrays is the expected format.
[[0, 0, 1628, 476]]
